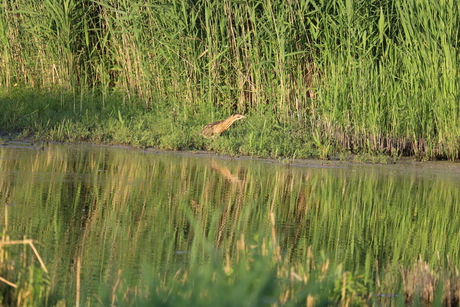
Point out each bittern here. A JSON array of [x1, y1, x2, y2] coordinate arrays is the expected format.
[[200, 114, 246, 138]]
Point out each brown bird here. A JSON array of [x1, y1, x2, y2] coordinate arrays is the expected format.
[[200, 114, 246, 138]]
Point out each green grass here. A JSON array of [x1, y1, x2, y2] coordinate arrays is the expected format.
[[0, 88, 318, 158], [1, 0, 460, 159]]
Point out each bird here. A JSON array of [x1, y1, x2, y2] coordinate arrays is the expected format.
[[200, 114, 246, 138]]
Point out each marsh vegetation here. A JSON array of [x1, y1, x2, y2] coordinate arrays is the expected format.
[[1, 0, 460, 159], [2, 0, 460, 305]]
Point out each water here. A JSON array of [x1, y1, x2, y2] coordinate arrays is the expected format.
[[1, 142, 460, 303]]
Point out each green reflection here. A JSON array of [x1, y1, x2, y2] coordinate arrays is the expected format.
[[1, 143, 460, 303]]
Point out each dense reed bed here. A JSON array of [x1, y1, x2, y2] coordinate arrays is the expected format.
[[0, 0, 460, 159], [1, 0, 460, 159]]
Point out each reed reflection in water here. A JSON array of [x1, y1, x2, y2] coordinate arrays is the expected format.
[[1, 142, 460, 303]]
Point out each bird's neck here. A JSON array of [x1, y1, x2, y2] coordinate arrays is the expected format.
[[221, 117, 237, 130]]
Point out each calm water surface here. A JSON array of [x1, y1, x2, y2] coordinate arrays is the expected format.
[[1, 142, 460, 303]]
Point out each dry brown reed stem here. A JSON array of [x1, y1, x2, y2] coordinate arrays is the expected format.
[[402, 259, 460, 306], [342, 272, 348, 304], [0, 239, 48, 274], [111, 269, 123, 305], [269, 211, 281, 262], [375, 260, 381, 291], [0, 276, 17, 288], [76, 256, 81, 307]]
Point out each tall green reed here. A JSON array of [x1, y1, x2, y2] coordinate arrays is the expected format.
[[312, 0, 460, 158], [2, 0, 460, 159]]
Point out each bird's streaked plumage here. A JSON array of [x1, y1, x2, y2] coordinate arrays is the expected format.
[[200, 114, 246, 138]]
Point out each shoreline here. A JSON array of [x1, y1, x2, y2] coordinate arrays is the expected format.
[[4, 137, 460, 174]]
